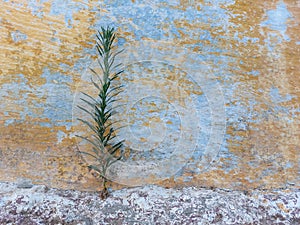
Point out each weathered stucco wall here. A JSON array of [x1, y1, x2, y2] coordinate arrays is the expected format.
[[0, 0, 299, 191]]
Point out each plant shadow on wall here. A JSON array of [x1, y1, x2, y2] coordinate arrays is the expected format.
[[77, 27, 126, 200]]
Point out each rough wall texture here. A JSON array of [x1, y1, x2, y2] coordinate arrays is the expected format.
[[0, 0, 299, 191]]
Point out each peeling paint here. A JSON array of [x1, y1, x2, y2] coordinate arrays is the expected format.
[[0, 0, 299, 191], [261, 1, 292, 41], [10, 30, 27, 42]]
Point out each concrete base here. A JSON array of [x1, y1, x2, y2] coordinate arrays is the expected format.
[[0, 182, 299, 224]]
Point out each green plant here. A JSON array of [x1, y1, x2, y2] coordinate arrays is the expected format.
[[77, 26, 125, 199]]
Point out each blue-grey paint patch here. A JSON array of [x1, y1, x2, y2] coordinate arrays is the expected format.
[[0, 70, 73, 132], [296, 41, 300, 45], [284, 162, 293, 169], [27, 0, 44, 18], [261, 1, 292, 41], [197, 5, 231, 28], [50, 31, 61, 43], [49, 0, 89, 28], [232, 86, 297, 126], [232, 30, 261, 46], [38, 122, 52, 128], [50, 36, 61, 43], [38, 68, 73, 130], [72, 56, 93, 78], [0, 74, 31, 123], [3, 0, 23, 9], [11, 30, 27, 42], [241, 36, 260, 44], [4, 119, 16, 126], [266, 87, 298, 124], [94, 0, 233, 43], [40, 68, 72, 84], [246, 70, 260, 76], [57, 130, 67, 143], [59, 63, 71, 72], [204, 0, 235, 5], [182, 176, 193, 183], [194, 94, 211, 157], [264, 33, 284, 52], [117, 37, 126, 46], [269, 86, 293, 104]]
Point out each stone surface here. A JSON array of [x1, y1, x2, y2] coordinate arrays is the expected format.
[[0, 182, 299, 224]]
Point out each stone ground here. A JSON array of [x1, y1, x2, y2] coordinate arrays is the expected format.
[[0, 181, 299, 225]]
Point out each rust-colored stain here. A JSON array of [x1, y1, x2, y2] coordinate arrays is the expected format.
[[0, 0, 299, 191]]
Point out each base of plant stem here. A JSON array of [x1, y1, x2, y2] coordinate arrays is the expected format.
[[100, 179, 109, 199], [99, 187, 109, 200]]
